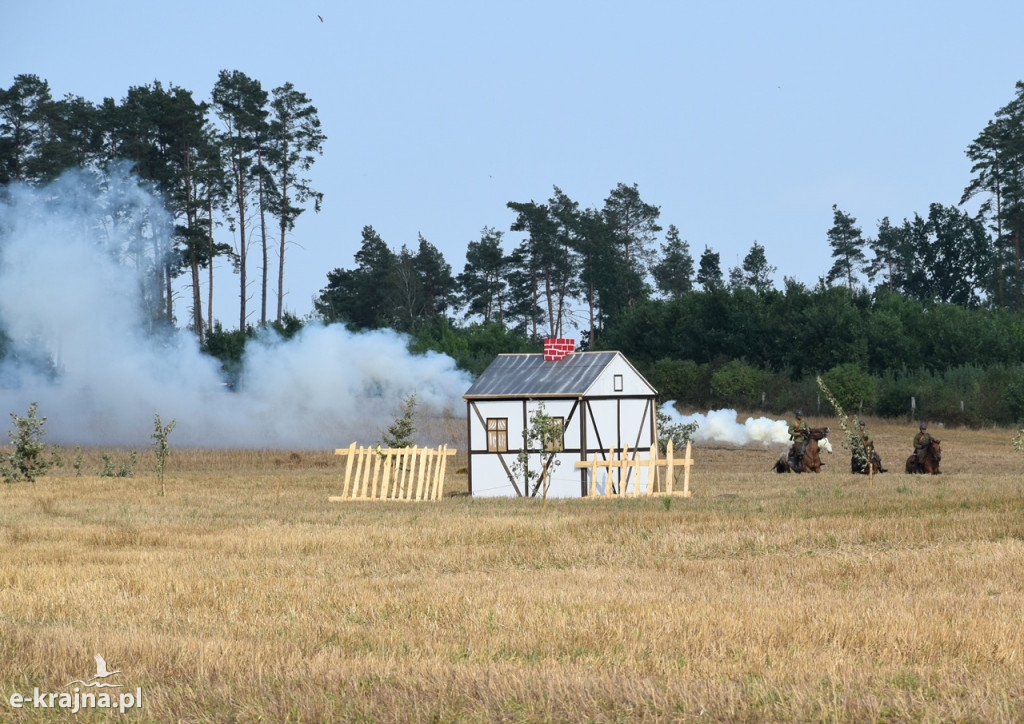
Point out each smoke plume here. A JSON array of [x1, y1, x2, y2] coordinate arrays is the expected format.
[[660, 402, 791, 446], [0, 169, 471, 448]]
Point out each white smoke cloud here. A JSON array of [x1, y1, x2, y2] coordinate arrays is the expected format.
[[660, 401, 791, 446], [0, 169, 471, 448]]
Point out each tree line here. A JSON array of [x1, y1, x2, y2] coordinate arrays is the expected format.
[[602, 284, 1024, 425], [0, 71, 325, 343], [313, 182, 662, 347], [5, 73, 1024, 423]]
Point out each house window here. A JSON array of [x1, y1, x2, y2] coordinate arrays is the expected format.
[[486, 418, 508, 452], [613, 374, 623, 392], [545, 417, 565, 452]]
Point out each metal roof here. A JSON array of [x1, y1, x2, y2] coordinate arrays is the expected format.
[[463, 351, 651, 398]]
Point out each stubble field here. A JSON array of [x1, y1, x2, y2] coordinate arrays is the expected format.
[[1, 418, 1022, 722]]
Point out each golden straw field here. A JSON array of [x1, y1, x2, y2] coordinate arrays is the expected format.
[[1, 418, 1023, 722]]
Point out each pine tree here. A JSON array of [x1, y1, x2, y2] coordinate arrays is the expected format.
[[652, 224, 694, 299], [211, 70, 269, 331], [741, 241, 777, 293], [267, 82, 325, 324], [457, 227, 509, 324], [696, 246, 723, 291], [825, 205, 868, 290], [381, 393, 417, 449]]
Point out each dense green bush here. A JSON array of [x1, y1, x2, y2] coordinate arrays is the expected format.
[[650, 358, 708, 402], [821, 363, 877, 414], [926, 406, 985, 429], [876, 375, 916, 419], [640, 358, 1024, 427], [1000, 368, 1024, 423], [710, 360, 765, 408]]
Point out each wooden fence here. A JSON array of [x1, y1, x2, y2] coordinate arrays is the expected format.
[[329, 443, 456, 502], [574, 439, 693, 497]]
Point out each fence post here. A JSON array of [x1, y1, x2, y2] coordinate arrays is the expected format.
[[647, 446, 657, 494], [666, 439, 675, 494], [341, 441, 356, 497], [435, 444, 449, 500], [682, 440, 692, 497], [618, 444, 626, 495]]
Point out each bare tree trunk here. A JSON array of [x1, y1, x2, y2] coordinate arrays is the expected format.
[[276, 177, 289, 324], [544, 272, 555, 338], [530, 268, 539, 341], [164, 263, 173, 324], [588, 279, 597, 347], [237, 172, 249, 331], [207, 202, 215, 333], [185, 149, 203, 344], [258, 152, 269, 326], [191, 257, 203, 345]]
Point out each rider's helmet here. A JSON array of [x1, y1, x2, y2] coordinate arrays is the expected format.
[[858, 420, 865, 426], [920, 423, 927, 430], [795, 410, 803, 417]]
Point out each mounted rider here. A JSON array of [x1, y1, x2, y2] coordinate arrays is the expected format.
[[912, 422, 936, 474], [857, 419, 887, 473], [788, 410, 810, 471]]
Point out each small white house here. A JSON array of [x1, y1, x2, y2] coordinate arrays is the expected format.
[[463, 341, 659, 497]]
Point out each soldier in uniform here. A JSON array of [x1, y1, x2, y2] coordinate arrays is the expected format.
[[788, 410, 810, 471], [857, 420, 887, 473], [913, 422, 933, 473]]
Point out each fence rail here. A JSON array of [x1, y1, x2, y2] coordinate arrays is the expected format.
[[574, 439, 693, 497], [329, 443, 456, 502]]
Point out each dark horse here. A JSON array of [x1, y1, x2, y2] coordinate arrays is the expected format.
[[774, 427, 830, 473], [906, 439, 942, 475], [851, 447, 884, 474]]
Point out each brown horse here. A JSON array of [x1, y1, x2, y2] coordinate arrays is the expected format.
[[851, 446, 885, 474], [851, 453, 882, 474], [774, 427, 830, 473], [906, 439, 942, 475]]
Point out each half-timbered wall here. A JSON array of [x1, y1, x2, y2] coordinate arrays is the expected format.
[[466, 394, 657, 497]]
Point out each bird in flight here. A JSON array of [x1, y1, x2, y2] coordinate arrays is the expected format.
[[318, 14, 324, 22]]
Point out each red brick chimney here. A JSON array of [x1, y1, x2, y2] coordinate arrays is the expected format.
[[543, 338, 575, 361]]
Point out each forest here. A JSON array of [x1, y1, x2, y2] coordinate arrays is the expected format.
[[3, 73, 1024, 425]]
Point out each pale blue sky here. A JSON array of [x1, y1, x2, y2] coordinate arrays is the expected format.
[[6, 0, 1024, 328]]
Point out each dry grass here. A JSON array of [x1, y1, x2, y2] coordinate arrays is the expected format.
[[1, 419, 1023, 721]]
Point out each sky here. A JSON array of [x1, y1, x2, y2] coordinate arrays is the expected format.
[[5, 0, 1024, 328]]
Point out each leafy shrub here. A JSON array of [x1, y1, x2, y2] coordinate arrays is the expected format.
[[710, 360, 764, 407], [656, 408, 698, 454], [926, 406, 984, 429], [822, 363, 877, 414], [72, 446, 84, 476], [650, 358, 707, 403], [99, 451, 137, 477], [380, 392, 417, 449], [876, 382, 915, 419], [152, 414, 177, 496], [1002, 379, 1024, 423], [1, 402, 55, 483], [509, 403, 564, 499]]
